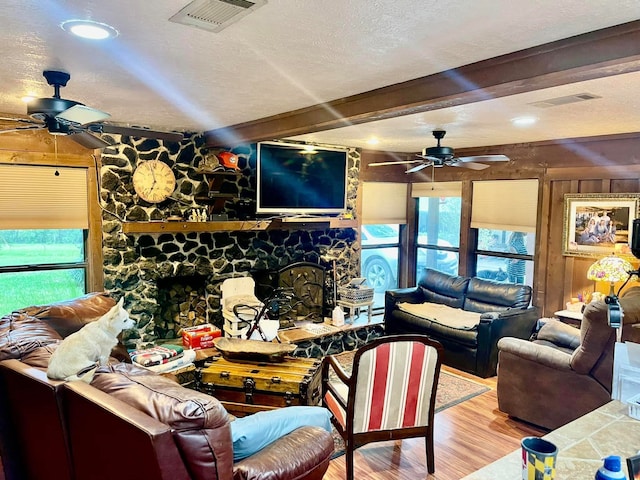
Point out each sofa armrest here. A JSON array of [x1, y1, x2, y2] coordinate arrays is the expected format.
[[233, 426, 333, 480], [474, 307, 539, 377], [384, 288, 424, 332], [385, 287, 423, 305], [497, 337, 572, 371]]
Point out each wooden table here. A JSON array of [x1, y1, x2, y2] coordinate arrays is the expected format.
[[554, 309, 583, 326], [198, 355, 323, 416], [337, 299, 374, 323]]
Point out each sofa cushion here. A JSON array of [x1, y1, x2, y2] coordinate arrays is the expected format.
[[535, 319, 581, 351], [0, 312, 62, 361], [388, 309, 478, 347], [22, 292, 130, 363], [397, 302, 481, 330], [21, 292, 116, 337], [418, 269, 470, 309], [463, 277, 532, 313], [91, 362, 233, 480], [20, 345, 59, 368]]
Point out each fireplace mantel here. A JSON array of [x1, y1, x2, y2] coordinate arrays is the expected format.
[[121, 218, 357, 234]]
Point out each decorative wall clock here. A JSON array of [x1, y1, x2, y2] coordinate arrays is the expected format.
[[132, 160, 176, 203]]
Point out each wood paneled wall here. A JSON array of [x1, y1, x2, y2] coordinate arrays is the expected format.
[[361, 133, 640, 316]]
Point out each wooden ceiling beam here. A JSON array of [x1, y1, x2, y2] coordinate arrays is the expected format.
[[205, 20, 640, 147]]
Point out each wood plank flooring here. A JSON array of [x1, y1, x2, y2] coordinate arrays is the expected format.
[[323, 366, 547, 479]]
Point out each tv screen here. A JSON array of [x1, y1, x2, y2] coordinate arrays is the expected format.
[[256, 141, 348, 215]]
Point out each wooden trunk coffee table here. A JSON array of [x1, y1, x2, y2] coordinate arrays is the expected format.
[[198, 355, 322, 416]]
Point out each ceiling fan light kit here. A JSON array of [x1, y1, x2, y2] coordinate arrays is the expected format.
[[369, 129, 510, 173], [0, 70, 184, 148]]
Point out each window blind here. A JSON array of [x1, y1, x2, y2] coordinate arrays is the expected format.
[[361, 182, 408, 225], [411, 181, 462, 198], [471, 179, 538, 232], [0, 165, 89, 229]]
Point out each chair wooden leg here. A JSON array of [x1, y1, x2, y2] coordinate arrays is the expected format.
[[425, 433, 435, 473], [346, 443, 355, 480]]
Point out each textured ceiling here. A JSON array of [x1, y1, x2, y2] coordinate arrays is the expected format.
[[0, 0, 639, 152]]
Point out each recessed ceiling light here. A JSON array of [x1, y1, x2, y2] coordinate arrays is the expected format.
[[511, 116, 537, 127], [21, 95, 35, 103], [60, 19, 119, 40], [366, 137, 380, 146]]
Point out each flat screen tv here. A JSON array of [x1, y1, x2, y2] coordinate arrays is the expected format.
[[256, 141, 348, 215]]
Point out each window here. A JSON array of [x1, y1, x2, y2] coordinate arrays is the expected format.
[[415, 197, 461, 282], [0, 229, 87, 314], [476, 229, 535, 285], [360, 224, 400, 308], [0, 164, 93, 315]]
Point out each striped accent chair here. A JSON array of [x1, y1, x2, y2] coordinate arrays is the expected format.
[[322, 334, 443, 480]]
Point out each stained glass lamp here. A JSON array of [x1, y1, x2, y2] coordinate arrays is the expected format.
[[587, 255, 634, 296]]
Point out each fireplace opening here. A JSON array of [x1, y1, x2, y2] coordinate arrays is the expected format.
[[156, 274, 208, 339]]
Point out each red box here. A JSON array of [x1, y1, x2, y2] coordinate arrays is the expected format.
[[182, 324, 221, 350]]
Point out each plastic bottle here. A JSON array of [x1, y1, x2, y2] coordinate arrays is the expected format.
[[332, 305, 345, 327], [595, 455, 627, 480]]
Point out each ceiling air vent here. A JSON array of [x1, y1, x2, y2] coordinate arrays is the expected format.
[[528, 92, 602, 108], [169, 0, 267, 33]]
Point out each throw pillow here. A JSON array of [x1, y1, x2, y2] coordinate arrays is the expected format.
[[231, 406, 332, 461]]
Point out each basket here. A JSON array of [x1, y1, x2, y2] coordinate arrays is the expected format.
[[338, 286, 374, 303], [627, 393, 640, 420]]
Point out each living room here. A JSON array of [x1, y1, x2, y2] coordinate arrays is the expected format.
[[2, 3, 640, 479]]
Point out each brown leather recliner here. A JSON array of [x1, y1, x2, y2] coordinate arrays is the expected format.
[[496, 286, 640, 429]]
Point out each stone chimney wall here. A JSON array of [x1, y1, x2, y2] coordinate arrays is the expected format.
[[98, 134, 360, 348]]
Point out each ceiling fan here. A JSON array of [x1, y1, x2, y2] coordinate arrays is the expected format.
[[0, 70, 184, 149], [369, 129, 510, 173]]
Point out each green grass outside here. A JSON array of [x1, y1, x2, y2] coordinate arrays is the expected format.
[[0, 244, 85, 315]]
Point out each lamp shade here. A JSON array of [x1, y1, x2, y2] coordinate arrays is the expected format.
[[587, 255, 633, 284]]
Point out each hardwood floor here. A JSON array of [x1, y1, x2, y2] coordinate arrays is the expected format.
[[323, 366, 547, 479]]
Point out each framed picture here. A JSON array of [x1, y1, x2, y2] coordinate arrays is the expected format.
[[627, 453, 640, 480], [563, 193, 640, 257]]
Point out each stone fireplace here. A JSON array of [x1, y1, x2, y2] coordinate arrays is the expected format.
[[99, 134, 361, 348]]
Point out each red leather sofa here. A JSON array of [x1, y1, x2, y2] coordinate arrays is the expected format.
[[0, 292, 333, 480]]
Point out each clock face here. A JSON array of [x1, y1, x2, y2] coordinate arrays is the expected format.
[[132, 160, 176, 203]]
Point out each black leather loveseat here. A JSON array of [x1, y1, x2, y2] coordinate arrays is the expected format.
[[384, 269, 538, 377]]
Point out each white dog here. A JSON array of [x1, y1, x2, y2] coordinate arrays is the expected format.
[[47, 297, 135, 383]]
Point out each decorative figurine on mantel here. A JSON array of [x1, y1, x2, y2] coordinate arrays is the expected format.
[[188, 208, 208, 222]]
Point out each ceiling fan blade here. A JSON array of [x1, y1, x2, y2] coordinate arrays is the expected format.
[[369, 160, 422, 166], [450, 161, 491, 170], [56, 104, 111, 126], [405, 163, 431, 173], [0, 124, 46, 134], [0, 116, 42, 125], [415, 154, 442, 162], [99, 124, 184, 142], [458, 154, 510, 163], [68, 131, 114, 149]]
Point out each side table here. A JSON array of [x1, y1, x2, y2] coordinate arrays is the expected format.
[[554, 309, 583, 327], [336, 299, 374, 323]]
